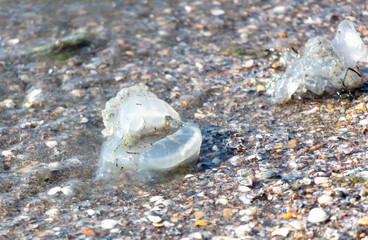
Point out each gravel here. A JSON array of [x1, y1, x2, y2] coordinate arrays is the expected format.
[[1, 0, 368, 239]]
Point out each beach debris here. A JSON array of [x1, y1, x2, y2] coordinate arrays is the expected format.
[[31, 31, 91, 60], [268, 19, 365, 103], [97, 85, 202, 178]]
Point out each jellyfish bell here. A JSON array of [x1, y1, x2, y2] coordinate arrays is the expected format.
[[97, 85, 202, 179]]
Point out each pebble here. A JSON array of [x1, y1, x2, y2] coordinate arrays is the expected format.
[[48, 162, 60, 168], [80, 227, 96, 236], [243, 59, 254, 68], [318, 195, 333, 204], [238, 186, 251, 193], [150, 196, 164, 203], [222, 208, 233, 218], [45, 140, 58, 148], [215, 197, 228, 205], [86, 209, 95, 216], [110, 228, 120, 233], [288, 220, 304, 230], [272, 227, 290, 237], [307, 208, 329, 223], [359, 119, 368, 125], [227, 156, 240, 166], [70, 89, 86, 98], [100, 219, 119, 229], [2, 150, 14, 158], [236, 169, 248, 176], [24, 88, 43, 108], [239, 177, 253, 187], [162, 199, 173, 206], [48, 187, 62, 195], [0, 99, 15, 108], [187, 232, 204, 239], [314, 177, 329, 185], [45, 208, 59, 216], [211, 9, 225, 16], [147, 215, 162, 223], [194, 211, 205, 220], [235, 224, 251, 236], [7, 38, 20, 45], [358, 216, 368, 225], [241, 207, 257, 216], [61, 186, 73, 196], [184, 174, 195, 179], [47, 186, 73, 196]]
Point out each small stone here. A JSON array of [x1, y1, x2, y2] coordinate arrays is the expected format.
[[114, 76, 124, 81], [194, 220, 208, 226], [243, 59, 254, 68], [314, 177, 329, 184], [288, 220, 304, 230], [45, 208, 59, 216], [272, 227, 290, 237], [184, 174, 195, 179], [236, 169, 248, 176], [0, 99, 15, 109], [162, 200, 173, 206], [212, 157, 220, 164], [70, 89, 86, 98], [80, 227, 96, 236], [307, 208, 329, 223], [361, 189, 367, 197], [238, 185, 251, 193], [216, 197, 228, 205], [48, 162, 60, 168], [227, 156, 240, 166], [318, 195, 333, 204], [147, 215, 162, 223], [235, 225, 251, 236], [110, 228, 121, 233], [8, 38, 20, 45], [2, 150, 14, 158], [359, 119, 368, 126], [187, 232, 204, 239], [87, 209, 95, 215], [47, 187, 62, 195], [194, 211, 205, 220], [61, 186, 73, 196], [359, 216, 368, 225], [211, 9, 225, 16], [240, 176, 253, 187], [150, 196, 164, 203], [223, 208, 233, 218], [101, 219, 119, 229], [243, 207, 257, 216]]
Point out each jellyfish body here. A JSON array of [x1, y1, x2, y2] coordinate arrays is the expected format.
[[98, 85, 202, 177]]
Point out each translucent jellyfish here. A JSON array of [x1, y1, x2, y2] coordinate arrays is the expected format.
[[332, 20, 368, 68], [268, 19, 365, 103], [97, 85, 202, 178]]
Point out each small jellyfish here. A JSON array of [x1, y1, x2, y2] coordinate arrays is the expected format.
[[332, 20, 368, 68], [268, 19, 364, 103], [97, 85, 202, 178]]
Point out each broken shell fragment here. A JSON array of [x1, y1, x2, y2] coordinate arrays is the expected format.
[[97, 85, 202, 177]]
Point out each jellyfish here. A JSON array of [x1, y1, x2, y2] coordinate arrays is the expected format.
[[97, 85, 202, 178]]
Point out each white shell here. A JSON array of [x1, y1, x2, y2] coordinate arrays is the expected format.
[[307, 208, 329, 223]]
